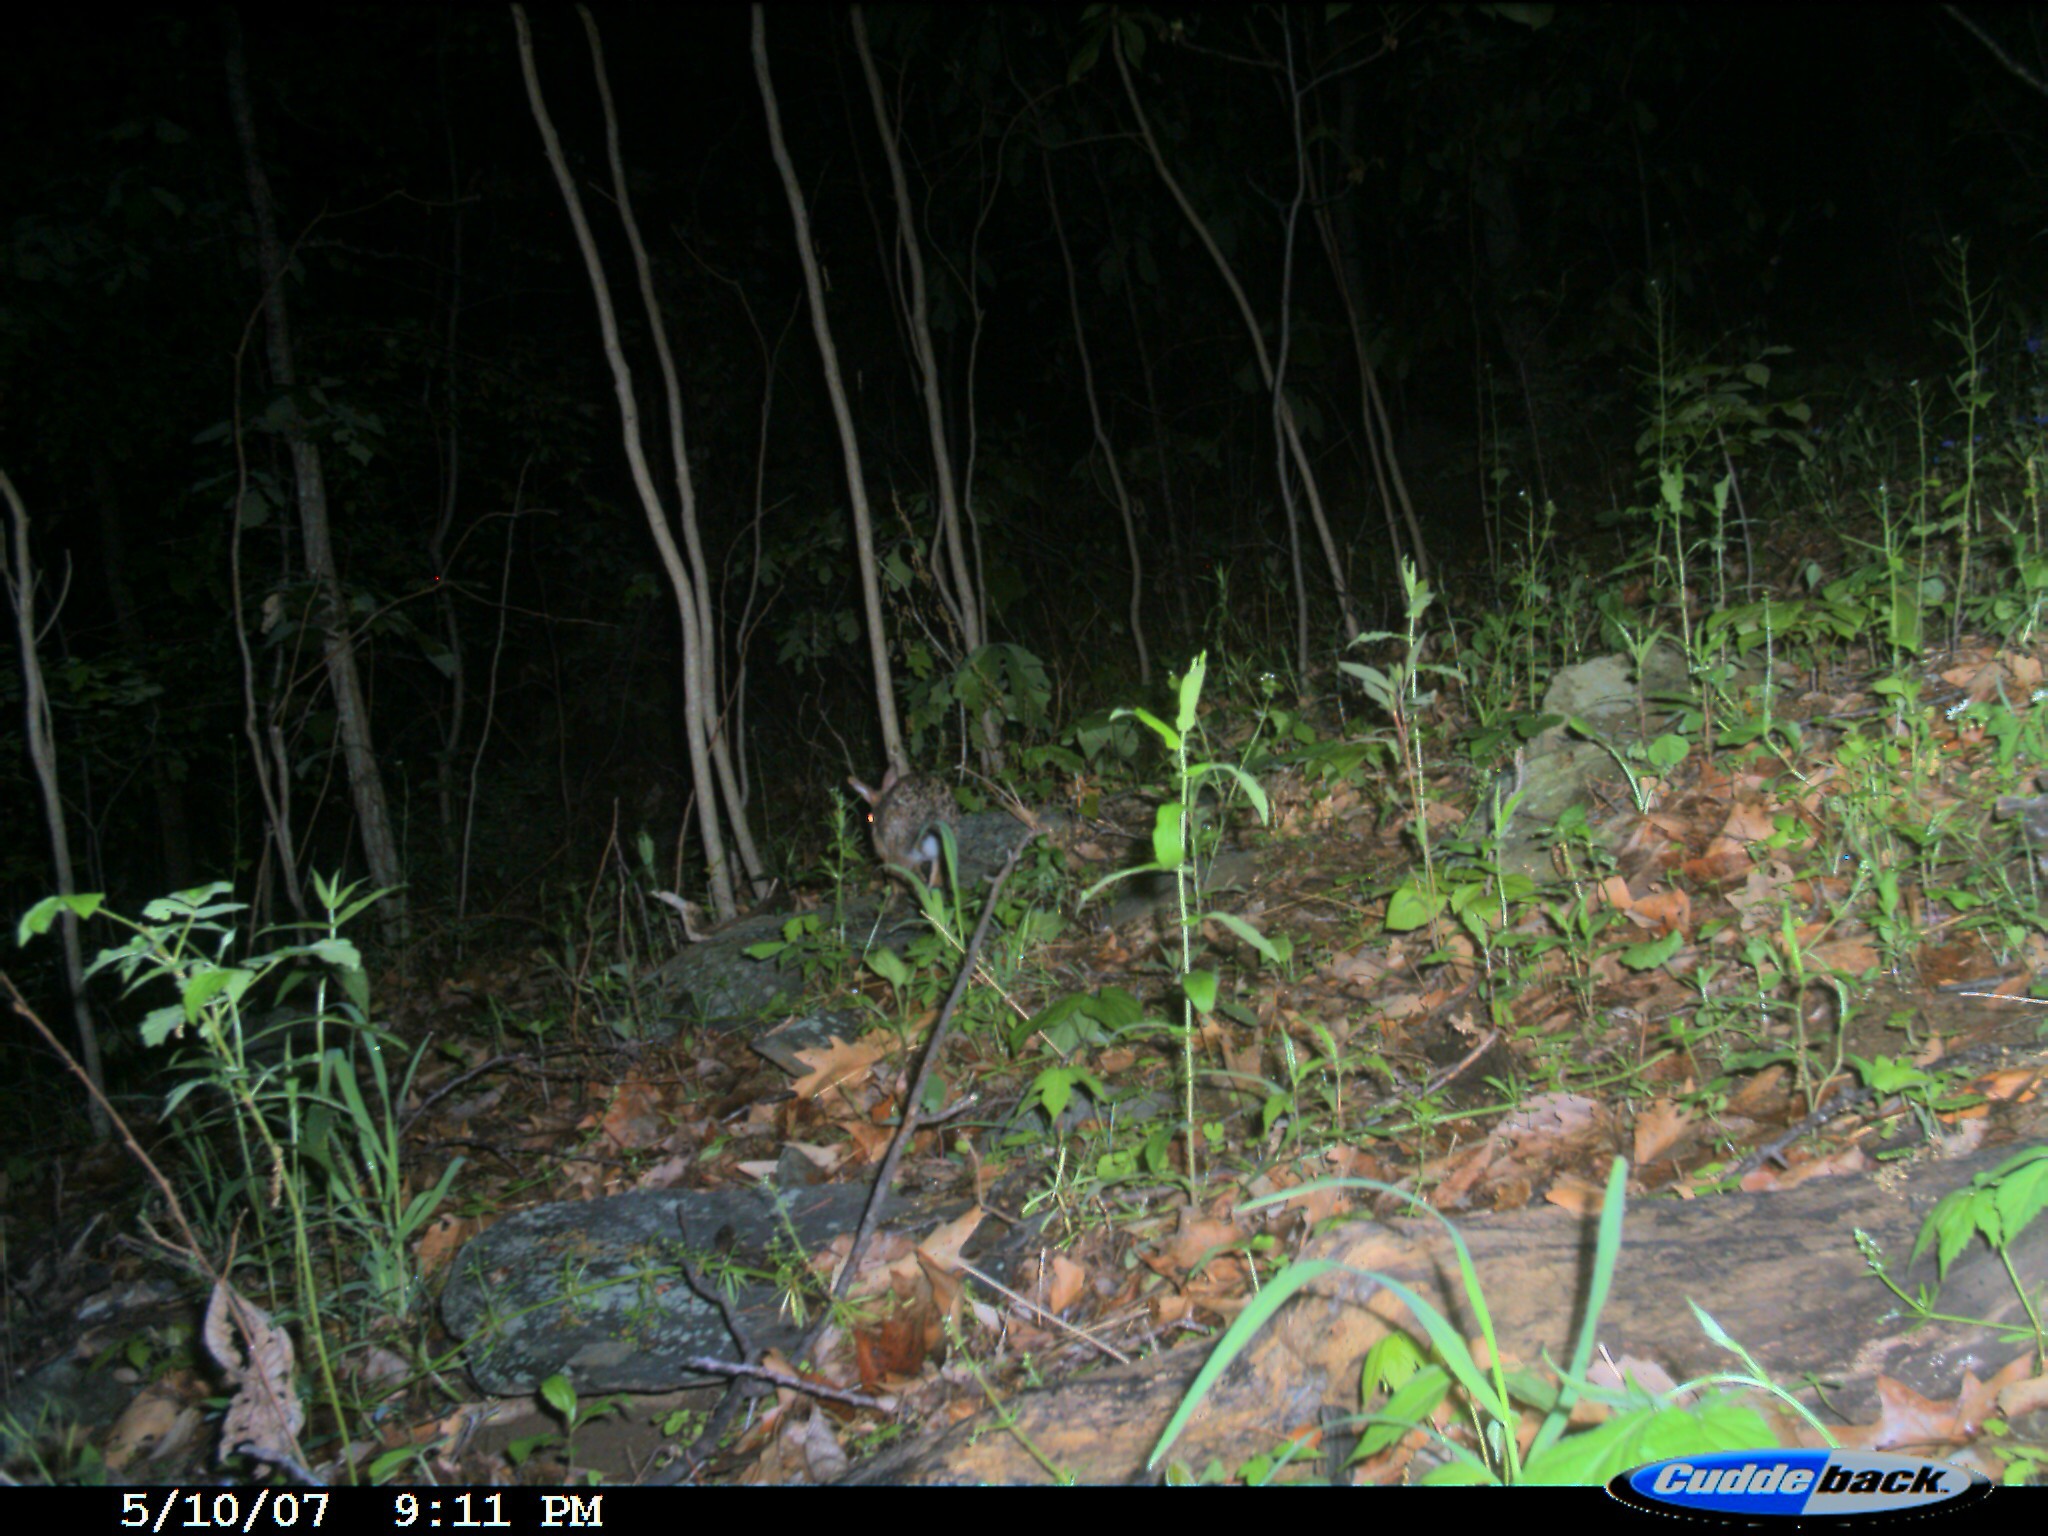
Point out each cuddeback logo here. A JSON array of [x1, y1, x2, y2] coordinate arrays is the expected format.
[[1609, 1449, 1991, 1520]]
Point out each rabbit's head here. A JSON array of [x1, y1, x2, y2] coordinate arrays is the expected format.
[[848, 768, 956, 883]]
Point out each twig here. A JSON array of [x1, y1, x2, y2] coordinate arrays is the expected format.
[[673, 1354, 891, 1411], [952, 1258, 1131, 1364], [809, 836, 1041, 1347], [661, 835, 1040, 1485]]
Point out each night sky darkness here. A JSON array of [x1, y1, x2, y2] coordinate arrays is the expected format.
[[3, 5, 2044, 925]]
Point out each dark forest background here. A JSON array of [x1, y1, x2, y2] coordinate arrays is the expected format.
[[3, 3, 2041, 1012]]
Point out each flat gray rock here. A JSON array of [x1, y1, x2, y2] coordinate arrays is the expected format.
[[444, 1183, 962, 1394]]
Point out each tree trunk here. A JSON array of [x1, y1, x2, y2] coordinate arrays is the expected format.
[[754, 6, 907, 772], [2, 470, 110, 1137], [850, 8, 1001, 769], [224, 11, 405, 944], [514, 5, 747, 920], [1114, 29, 1361, 646]]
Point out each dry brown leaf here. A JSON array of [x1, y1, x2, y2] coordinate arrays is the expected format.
[[854, 1306, 929, 1387], [1979, 1067, 2045, 1105], [841, 1119, 893, 1164], [1497, 1092, 1599, 1147], [415, 1211, 480, 1276], [1956, 1357, 2032, 1435], [1632, 1097, 1694, 1166], [1427, 1143, 1496, 1209], [1995, 1367, 2048, 1418], [800, 1408, 849, 1483], [1726, 1064, 1790, 1118], [1864, 1373, 1971, 1449], [790, 1035, 891, 1101], [1274, 1175, 1350, 1227], [914, 1206, 984, 1270], [1810, 936, 1881, 973], [1627, 886, 1691, 932], [592, 1072, 664, 1152], [1543, 1171, 1609, 1215], [1720, 799, 1779, 842], [1941, 658, 2005, 703], [1739, 1144, 1868, 1192], [782, 1140, 845, 1175], [1040, 1253, 1089, 1318], [104, 1386, 196, 1471], [631, 1153, 694, 1191], [1725, 864, 1786, 916], [1164, 1212, 1245, 1273], [1324, 947, 1389, 989], [204, 1281, 305, 1473]]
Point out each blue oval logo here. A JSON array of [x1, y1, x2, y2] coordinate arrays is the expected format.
[[1609, 1450, 1991, 1521]]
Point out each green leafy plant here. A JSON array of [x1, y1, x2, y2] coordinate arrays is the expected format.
[[1343, 559, 1454, 918], [298, 1034, 465, 1320], [1151, 1159, 1831, 1484], [1860, 1144, 2048, 1366], [16, 873, 433, 1466], [1082, 653, 1278, 1189], [502, 1372, 625, 1481]]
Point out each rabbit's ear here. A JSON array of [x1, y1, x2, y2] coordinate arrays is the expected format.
[[878, 764, 903, 795], [848, 776, 880, 807]]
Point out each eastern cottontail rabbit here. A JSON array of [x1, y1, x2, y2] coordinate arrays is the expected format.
[[848, 767, 956, 883]]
